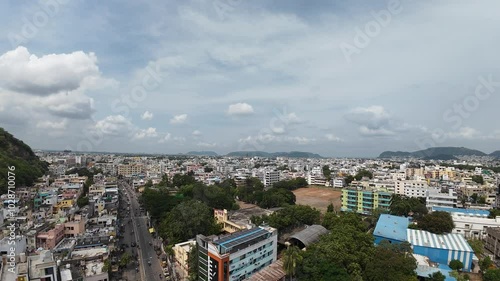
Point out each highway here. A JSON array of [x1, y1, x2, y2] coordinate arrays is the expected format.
[[120, 180, 165, 281]]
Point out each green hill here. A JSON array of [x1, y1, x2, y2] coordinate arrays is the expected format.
[[490, 151, 500, 158], [0, 128, 48, 195], [379, 147, 487, 159], [186, 151, 218, 156]]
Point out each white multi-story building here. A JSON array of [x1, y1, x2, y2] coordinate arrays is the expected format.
[[394, 180, 429, 196], [426, 189, 457, 209], [452, 213, 500, 239], [263, 171, 280, 187]]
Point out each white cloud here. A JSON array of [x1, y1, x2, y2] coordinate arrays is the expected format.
[[325, 134, 342, 142], [192, 130, 202, 136], [93, 115, 133, 136], [197, 142, 216, 147], [0, 46, 101, 96], [227, 103, 254, 116], [141, 111, 154, 120], [36, 120, 68, 130], [170, 114, 187, 124], [158, 133, 172, 143], [239, 134, 316, 145], [133, 127, 158, 139]]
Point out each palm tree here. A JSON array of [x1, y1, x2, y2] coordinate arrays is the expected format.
[[282, 245, 303, 281]]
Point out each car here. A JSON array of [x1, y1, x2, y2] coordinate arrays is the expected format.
[[131, 242, 136, 247]]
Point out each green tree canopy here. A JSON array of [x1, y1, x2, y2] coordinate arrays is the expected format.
[[390, 194, 428, 218], [272, 177, 308, 190], [419, 211, 455, 234], [484, 268, 500, 281], [449, 259, 464, 271], [258, 188, 296, 209], [159, 200, 221, 244], [140, 187, 184, 221], [172, 173, 197, 187], [426, 271, 445, 281], [364, 241, 417, 281], [282, 245, 303, 280], [471, 175, 484, 185], [355, 169, 373, 181]]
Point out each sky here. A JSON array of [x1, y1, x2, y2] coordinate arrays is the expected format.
[[0, 0, 499, 157]]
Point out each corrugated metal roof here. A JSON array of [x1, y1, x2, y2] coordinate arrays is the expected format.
[[244, 260, 285, 281], [289, 225, 329, 247], [407, 229, 473, 252]]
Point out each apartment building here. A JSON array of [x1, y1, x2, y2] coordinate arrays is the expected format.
[[340, 188, 392, 215], [263, 171, 280, 187], [196, 226, 278, 281], [173, 240, 197, 280], [426, 189, 457, 210], [117, 163, 144, 176], [36, 224, 65, 250], [394, 180, 430, 197], [485, 227, 500, 258]]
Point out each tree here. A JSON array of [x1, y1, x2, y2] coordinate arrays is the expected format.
[[449, 259, 464, 271], [237, 177, 264, 204], [470, 193, 479, 203], [322, 165, 332, 181], [141, 187, 184, 221], [355, 169, 373, 181], [76, 196, 89, 208], [479, 256, 493, 271], [272, 178, 308, 190], [345, 175, 355, 186], [426, 271, 445, 281], [204, 167, 213, 173], [390, 194, 428, 218], [468, 239, 484, 256], [419, 211, 454, 234], [471, 175, 484, 185], [158, 174, 170, 187], [187, 245, 198, 281], [364, 241, 417, 281], [258, 188, 296, 208], [478, 196, 487, 204], [267, 205, 321, 232], [119, 252, 131, 268], [159, 200, 221, 244], [144, 179, 153, 188], [484, 269, 500, 281], [172, 173, 197, 187], [322, 212, 367, 232], [282, 245, 303, 281], [326, 203, 334, 213]]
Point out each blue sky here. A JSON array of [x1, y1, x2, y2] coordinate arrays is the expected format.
[[0, 0, 499, 157]]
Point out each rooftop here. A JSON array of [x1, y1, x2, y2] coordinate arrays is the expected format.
[[432, 206, 489, 217], [289, 225, 329, 247], [373, 214, 410, 242], [245, 260, 285, 281], [407, 229, 473, 252]]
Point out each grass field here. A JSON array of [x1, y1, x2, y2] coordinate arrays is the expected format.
[[292, 187, 342, 213]]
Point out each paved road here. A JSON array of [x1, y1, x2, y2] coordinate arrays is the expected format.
[[120, 181, 164, 281]]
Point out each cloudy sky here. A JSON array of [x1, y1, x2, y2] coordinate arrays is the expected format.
[[0, 0, 499, 157]]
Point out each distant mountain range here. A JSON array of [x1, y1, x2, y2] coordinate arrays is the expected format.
[[185, 150, 323, 158], [379, 147, 499, 159], [186, 151, 219, 156]]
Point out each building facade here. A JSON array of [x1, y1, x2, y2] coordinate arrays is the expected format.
[[196, 226, 277, 281], [341, 188, 392, 215]]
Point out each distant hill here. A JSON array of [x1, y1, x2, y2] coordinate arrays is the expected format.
[[186, 151, 218, 156], [226, 151, 323, 158], [422, 154, 458, 161], [0, 128, 48, 194], [379, 147, 487, 159], [490, 151, 500, 158]]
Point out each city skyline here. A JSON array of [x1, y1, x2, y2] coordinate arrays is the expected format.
[[1, 0, 500, 157]]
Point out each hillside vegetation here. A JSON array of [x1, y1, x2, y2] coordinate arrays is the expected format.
[[0, 128, 48, 194]]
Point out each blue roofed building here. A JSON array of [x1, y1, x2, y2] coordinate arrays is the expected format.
[[373, 214, 476, 274], [373, 214, 409, 244], [431, 206, 489, 217], [407, 229, 475, 272]]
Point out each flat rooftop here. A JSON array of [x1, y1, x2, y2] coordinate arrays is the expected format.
[[407, 229, 473, 252], [432, 206, 489, 216], [373, 214, 409, 242]]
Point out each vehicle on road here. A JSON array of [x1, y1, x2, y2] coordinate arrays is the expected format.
[[131, 242, 136, 247]]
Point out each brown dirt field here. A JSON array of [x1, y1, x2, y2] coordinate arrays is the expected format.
[[292, 187, 342, 213]]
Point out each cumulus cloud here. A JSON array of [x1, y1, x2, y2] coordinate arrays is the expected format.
[[141, 111, 154, 120], [36, 120, 68, 130], [227, 103, 254, 116], [192, 130, 202, 136], [0, 46, 100, 96], [345, 106, 397, 137], [93, 115, 133, 136], [170, 114, 187, 124], [133, 127, 158, 139], [239, 134, 316, 145], [158, 133, 172, 143], [325, 134, 342, 142], [197, 142, 216, 147]]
